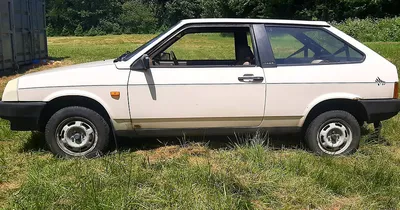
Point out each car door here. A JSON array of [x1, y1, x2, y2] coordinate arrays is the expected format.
[[127, 25, 266, 130], [258, 25, 367, 128]]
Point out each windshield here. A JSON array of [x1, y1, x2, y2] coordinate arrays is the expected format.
[[120, 32, 165, 62], [119, 22, 181, 62]]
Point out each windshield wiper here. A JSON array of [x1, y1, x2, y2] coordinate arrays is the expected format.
[[114, 51, 131, 62]]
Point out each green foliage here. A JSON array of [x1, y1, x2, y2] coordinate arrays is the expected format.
[[98, 20, 121, 35], [119, 0, 157, 34], [45, 0, 400, 36], [84, 26, 106, 36], [335, 17, 400, 42], [164, 0, 202, 26], [46, 0, 122, 36], [74, 24, 84, 36], [46, 24, 56, 37], [60, 26, 71, 36]]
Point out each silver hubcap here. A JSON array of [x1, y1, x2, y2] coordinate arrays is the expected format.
[[56, 118, 98, 156], [317, 121, 352, 154]]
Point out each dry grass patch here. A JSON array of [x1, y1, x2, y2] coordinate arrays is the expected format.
[[0, 181, 20, 191], [326, 196, 363, 210], [48, 34, 154, 45], [136, 144, 209, 163]]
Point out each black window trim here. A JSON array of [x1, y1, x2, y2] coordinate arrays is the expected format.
[[252, 24, 277, 68], [263, 24, 366, 67], [134, 23, 261, 69]]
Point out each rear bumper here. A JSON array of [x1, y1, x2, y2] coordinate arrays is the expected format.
[[360, 99, 400, 123], [0, 102, 46, 131]]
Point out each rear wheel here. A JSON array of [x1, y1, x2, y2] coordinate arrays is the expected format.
[[45, 106, 110, 157], [305, 110, 361, 155]]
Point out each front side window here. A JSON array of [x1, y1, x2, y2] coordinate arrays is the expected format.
[[150, 27, 256, 67], [265, 26, 364, 65], [166, 33, 236, 61]]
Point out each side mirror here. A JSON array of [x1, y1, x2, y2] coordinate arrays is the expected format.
[[143, 55, 150, 70], [131, 54, 150, 70]]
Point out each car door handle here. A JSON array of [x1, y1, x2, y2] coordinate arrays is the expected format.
[[238, 75, 264, 82]]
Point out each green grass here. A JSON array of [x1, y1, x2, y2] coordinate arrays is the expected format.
[[1, 35, 400, 209]]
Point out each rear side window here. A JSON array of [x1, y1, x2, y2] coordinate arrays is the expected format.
[[265, 26, 364, 66]]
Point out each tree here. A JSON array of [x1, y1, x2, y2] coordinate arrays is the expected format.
[[46, 24, 56, 36], [164, 0, 202, 25], [60, 25, 71, 36], [119, 0, 158, 34], [46, 0, 122, 36], [45, 0, 400, 36], [85, 26, 98, 36], [74, 24, 84, 36]]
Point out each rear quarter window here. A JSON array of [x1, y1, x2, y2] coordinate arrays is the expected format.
[[265, 26, 365, 66]]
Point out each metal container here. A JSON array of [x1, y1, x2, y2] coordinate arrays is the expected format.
[[0, 0, 47, 71]]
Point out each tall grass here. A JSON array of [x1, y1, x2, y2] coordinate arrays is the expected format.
[[7, 139, 400, 209], [334, 17, 400, 42]]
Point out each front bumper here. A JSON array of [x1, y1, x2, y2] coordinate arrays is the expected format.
[[0, 102, 46, 131], [360, 99, 400, 123]]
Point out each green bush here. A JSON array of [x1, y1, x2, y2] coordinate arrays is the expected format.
[[85, 27, 98, 36], [119, 0, 157, 34], [84, 27, 106, 36], [46, 15, 400, 40], [46, 24, 56, 37], [99, 20, 121, 34], [74, 24, 84, 36], [334, 17, 400, 42], [60, 25, 71, 36]]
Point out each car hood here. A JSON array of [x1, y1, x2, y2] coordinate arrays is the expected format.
[[18, 59, 128, 89]]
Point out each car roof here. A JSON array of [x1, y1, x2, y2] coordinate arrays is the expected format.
[[180, 18, 330, 27]]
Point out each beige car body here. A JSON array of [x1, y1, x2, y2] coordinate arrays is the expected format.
[[2, 19, 398, 135]]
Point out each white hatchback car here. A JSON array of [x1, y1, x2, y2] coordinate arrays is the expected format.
[[0, 18, 399, 157]]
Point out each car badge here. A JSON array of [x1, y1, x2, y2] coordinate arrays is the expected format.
[[375, 77, 386, 86]]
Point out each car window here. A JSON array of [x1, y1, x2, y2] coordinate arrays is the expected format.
[[166, 33, 236, 60], [122, 21, 182, 61], [151, 28, 256, 67], [268, 34, 315, 59], [265, 26, 364, 65]]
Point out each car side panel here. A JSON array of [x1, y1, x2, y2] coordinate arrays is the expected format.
[[15, 62, 132, 131], [128, 66, 266, 129], [261, 61, 396, 128], [18, 86, 132, 131], [259, 25, 398, 128]]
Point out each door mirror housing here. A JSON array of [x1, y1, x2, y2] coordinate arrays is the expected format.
[[131, 54, 150, 70]]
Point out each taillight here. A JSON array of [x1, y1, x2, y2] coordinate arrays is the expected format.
[[394, 82, 399, 99]]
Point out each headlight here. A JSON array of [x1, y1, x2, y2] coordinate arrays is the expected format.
[[2, 78, 19, 101]]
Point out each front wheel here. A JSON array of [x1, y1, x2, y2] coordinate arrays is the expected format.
[[305, 110, 361, 155], [45, 106, 110, 157]]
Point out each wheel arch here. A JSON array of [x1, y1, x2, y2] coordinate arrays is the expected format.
[[39, 94, 112, 132], [300, 94, 368, 130]]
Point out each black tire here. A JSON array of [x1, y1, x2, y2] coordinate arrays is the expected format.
[[45, 106, 110, 158], [305, 110, 361, 156]]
